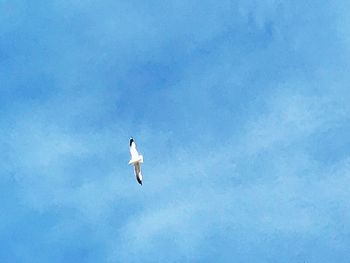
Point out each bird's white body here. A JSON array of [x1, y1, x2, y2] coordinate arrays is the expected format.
[[129, 138, 143, 185], [128, 155, 143, 165]]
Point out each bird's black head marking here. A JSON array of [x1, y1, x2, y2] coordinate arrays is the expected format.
[[129, 137, 134, 146]]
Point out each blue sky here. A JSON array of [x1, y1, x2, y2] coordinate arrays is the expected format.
[[1, 0, 350, 262]]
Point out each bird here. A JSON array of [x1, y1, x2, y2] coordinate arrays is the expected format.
[[129, 137, 143, 185]]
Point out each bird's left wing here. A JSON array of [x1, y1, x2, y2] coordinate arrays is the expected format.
[[134, 162, 142, 185]]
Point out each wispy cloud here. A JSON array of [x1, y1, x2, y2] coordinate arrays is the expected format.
[[1, 0, 350, 262]]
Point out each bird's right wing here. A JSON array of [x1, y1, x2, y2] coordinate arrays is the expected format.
[[129, 140, 139, 160]]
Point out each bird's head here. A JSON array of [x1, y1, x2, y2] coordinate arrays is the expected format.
[[129, 137, 134, 146]]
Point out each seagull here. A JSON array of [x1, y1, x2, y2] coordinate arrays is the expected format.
[[129, 137, 143, 185]]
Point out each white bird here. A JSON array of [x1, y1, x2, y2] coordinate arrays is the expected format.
[[129, 137, 143, 185]]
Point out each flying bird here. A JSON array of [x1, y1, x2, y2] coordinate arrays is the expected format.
[[129, 137, 143, 185]]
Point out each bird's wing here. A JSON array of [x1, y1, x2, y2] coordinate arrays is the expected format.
[[129, 140, 139, 160], [134, 162, 142, 185], [134, 162, 140, 176]]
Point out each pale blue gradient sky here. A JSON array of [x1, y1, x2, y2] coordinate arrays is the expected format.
[[1, 1, 350, 262]]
